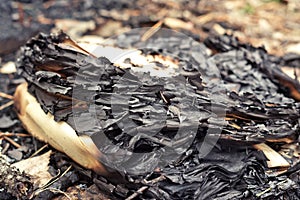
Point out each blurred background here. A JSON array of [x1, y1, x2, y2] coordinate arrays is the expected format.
[[0, 0, 299, 60]]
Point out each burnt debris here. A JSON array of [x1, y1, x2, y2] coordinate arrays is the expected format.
[[15, 31, 300, 199]]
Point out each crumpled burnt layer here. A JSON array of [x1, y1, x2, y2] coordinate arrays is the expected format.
[[16, 32, 300, 199]]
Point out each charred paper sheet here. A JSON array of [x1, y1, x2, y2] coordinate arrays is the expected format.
[[16, 30, 300, 199]]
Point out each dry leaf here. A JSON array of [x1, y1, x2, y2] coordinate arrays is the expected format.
[[12, 150, 53, 187]]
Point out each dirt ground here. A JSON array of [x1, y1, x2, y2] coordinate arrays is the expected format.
[[197, 0, 300, 55]]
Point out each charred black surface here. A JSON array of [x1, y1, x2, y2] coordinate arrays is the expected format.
[[15, 31, 300, 199], [17, 32, 300, 141]]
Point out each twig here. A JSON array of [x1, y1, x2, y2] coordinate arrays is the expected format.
[[0, 132, 30, 138], [32, 165, 73, 198], [142, 175, 166, 184], [40, 165, 72, 189], [3, 136, 21, 148], [0, 92, 13, 99], [1, 143, 10, 154], [160, 91, 169, 104], [0, 100, 14, 111], [141, 20, 164, 42], [125, 186, 148, 200], [30, 144, 49, 158], [0, 132, 30, 150], [62, 35, 97, 58], [126, 175, 165, 200]]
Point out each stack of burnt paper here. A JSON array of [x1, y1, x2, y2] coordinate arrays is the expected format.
[[15, 30, 300, 199]]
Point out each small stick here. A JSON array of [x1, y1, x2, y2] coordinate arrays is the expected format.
[[31, 165, 73, 199], [1, 143, 10, 154], [61, 34, 97, 58], [160, 91, 169, 104], [142, 175, 166, 184], [0, 132, 30, 138], [0, 100, 14, 111], [141, 20, 164, 42], [126, 175, 165, 200], [125, 186, 148, 200], [30, 144, 49, 158], [3, 136, 21, 148], [0, 92, 13, 99], [40, 165, 72, 190]]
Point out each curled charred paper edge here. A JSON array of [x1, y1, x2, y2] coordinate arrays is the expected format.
[[14, 82, 108, 176]]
